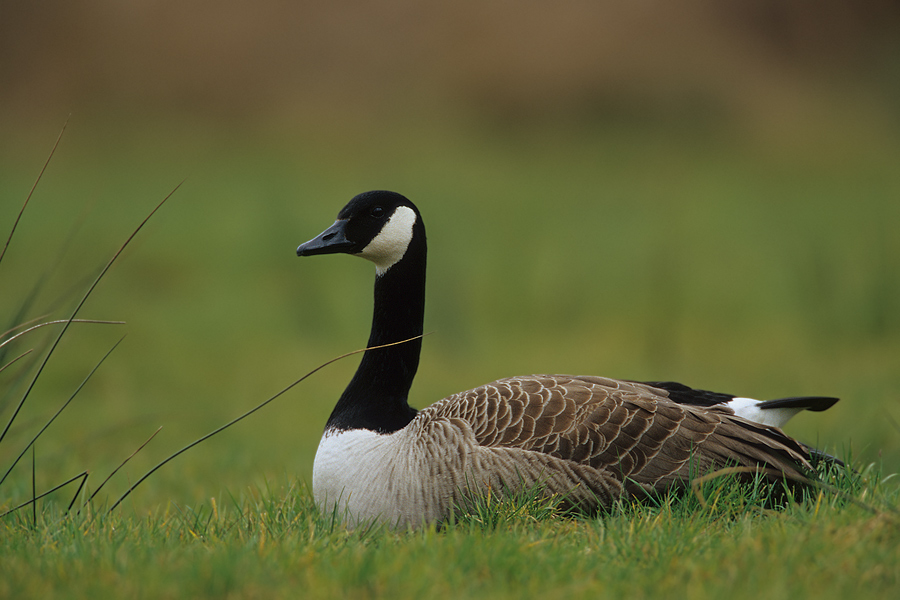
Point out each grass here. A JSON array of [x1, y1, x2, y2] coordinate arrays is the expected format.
[[0, 470, 897, 599], [0, 115, 899, 598]]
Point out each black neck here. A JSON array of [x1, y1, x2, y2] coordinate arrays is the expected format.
[[325, 236, 426, 433]]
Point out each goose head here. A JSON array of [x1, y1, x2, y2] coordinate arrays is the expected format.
[[295, 190, 426, 433], [296, 190, 424, 275]]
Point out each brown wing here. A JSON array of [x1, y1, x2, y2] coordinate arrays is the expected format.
[[426, 374, 813, 497]]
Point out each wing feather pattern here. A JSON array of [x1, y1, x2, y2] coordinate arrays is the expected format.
[[422, 374, 813, 509]]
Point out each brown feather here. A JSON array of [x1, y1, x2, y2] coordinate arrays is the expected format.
[[425, 374, 814, 506]]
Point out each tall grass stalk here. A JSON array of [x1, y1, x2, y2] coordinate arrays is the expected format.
[[1, 127, 179, 519]]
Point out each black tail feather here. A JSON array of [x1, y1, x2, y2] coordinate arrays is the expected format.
[[758, 396, 839, 412]]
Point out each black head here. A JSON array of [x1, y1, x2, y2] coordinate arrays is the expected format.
[[296, 191, 423, 273]]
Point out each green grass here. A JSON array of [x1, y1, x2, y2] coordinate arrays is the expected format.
[[1, 471, 897, 599], [1, 115, 899, 598]]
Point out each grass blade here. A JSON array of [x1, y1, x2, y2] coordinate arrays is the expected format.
[[108, 333, 430, 513], [0, 470, 89, 519], [0, 336, 127, 487], [67, 472, 89, 513], [1, 205, 98, 368], [0, 117, 68, 266], [31, 444, 36, 527], [82, 426, 163, 511], [0, 349, 33, 377], [0, 181, 181, 447], [0, 319, 125, 351]]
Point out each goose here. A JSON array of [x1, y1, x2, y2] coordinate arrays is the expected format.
[[296, 190, 838, 527]]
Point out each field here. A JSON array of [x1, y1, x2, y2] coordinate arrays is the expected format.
[[0, 114, 898, 598]]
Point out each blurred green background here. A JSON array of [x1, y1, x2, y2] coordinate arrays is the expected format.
[[1, 1, 899, 512]]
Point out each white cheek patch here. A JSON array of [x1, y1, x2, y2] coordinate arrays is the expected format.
[[357, 206, 417, 274]]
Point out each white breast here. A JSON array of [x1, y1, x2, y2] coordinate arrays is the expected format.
[[312, 418, 473, 527]]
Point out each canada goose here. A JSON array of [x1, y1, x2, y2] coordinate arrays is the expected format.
[[296, 190, 838, 527]]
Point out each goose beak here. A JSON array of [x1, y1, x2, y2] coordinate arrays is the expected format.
[[297, 219, 355, 257]]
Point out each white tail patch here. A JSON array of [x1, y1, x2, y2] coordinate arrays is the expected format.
[[728, 397, 805, 428], [358, 206, 417, 274]]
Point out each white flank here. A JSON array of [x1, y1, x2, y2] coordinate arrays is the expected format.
[[727, 397, 804, 428], [357, 206, 417, 274]]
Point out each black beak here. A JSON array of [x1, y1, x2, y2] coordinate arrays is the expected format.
[[296, 219, 355, 257]]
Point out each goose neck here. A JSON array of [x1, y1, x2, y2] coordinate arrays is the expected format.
[[327, 245, 426, 433]]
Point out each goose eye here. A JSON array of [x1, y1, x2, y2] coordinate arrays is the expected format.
[[371, 206, 385, 218]]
